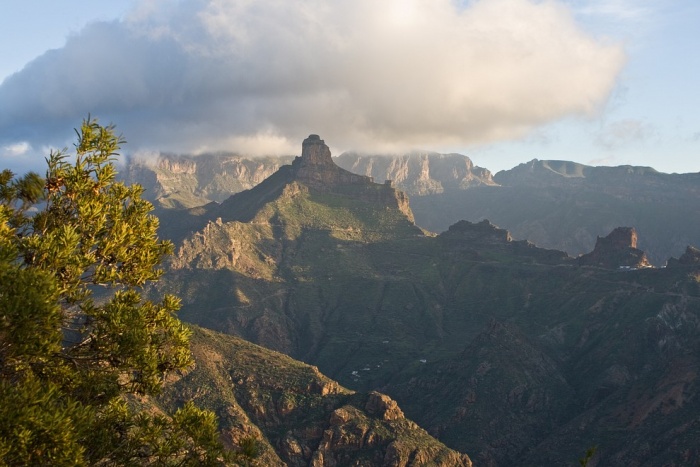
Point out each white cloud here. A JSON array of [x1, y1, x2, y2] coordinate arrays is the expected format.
[[0, 0, 624, 159], [1, 141, 31, 157]]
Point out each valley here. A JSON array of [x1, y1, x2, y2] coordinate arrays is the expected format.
[[133, 136, 700, 465]]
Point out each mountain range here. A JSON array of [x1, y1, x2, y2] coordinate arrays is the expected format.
[[136, 136, 700, 465], [124, 150, 700, 266]]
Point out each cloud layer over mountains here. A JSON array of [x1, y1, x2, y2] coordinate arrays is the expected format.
[[0, 0, 624, 167]]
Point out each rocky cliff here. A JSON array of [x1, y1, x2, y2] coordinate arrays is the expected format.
[[335, 151, 496, 195], [121, 147, 700, 267], [123, 153, 294, 209], [289, 136, 414, 222]]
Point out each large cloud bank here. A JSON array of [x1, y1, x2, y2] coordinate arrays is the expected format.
[[0, 0, 624, 163]]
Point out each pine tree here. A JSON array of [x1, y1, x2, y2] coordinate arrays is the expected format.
[[0, 118, 233, 465]]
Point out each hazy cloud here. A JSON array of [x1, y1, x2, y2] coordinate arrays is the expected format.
[[0, 0, 624, 168], [572, 0, 657, 22], [1, 141, 31, 158], [596, 119, 656, 149]]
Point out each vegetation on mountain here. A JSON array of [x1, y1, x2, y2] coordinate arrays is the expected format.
[[156, 326, 472, 466], [152, 137, 700, 465], [0, 119, 231, 465]]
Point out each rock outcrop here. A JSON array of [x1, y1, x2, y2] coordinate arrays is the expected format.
[[577, 227, 651, 269], [440, 219, 512, 244], [677, 245, 700, 265], [436, 219, 570, 264], [666, 245, 700, 268], [290, 135, 414, 222]]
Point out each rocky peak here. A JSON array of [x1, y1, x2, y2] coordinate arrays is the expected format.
[[299, 134, 333, 166], [666, 245, 700, 268], [601, 226, 638, 250], [577, 227, 651, 269], [440, 219, 512, 244], [678, 246, 700, 265], [291, 134, 374, 190], [285, 135, 415, 221]]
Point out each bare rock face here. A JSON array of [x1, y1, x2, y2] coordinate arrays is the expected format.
[[577, 227, 651, 269], [335, 151, 496, 195], [299, 134, 334, 165], [291, 134, 374, 190], [601, 226, 638, 249], [364, 392, 405, 421], [123, 153, 292, 209]]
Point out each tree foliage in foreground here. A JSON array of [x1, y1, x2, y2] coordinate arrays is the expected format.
[[0, 118, 244, 465]]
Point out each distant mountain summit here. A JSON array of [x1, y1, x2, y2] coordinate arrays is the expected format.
[[209, 134, 415, 225], [577, 227, 651, 269], [160, 134, 421, 274], [412, 159, 700, 265], [335, 151, 496, 195]]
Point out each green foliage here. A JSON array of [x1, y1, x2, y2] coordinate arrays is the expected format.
[[0, 118, 242, 465], [579, 445, 597, 466]]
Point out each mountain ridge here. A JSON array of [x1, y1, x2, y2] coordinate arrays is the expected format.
[[123, 151, 700, 265], [156, 326, 472, 466]]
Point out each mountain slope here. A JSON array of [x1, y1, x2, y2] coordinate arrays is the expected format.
[[156, 326, 471, 466], [411, 159, 700, 265], [148, 137, 700, 465]]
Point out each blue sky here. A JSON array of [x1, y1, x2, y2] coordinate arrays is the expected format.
[[0, 0, 698, 175]]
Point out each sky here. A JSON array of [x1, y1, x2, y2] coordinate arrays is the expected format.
[[0, 0, 698, 175]]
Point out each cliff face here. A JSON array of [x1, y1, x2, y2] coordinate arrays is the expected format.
[[123, 153, 293, 209], [335, 151, 496, 195]]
